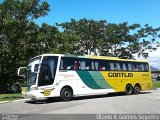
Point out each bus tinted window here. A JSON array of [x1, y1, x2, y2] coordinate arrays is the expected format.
[[60, 57, 79, 70], [142, 63, 149, 72], [128, 63, 133, 71], [91, 61, 95, 70], [115, 62, 121, 71], [122, 63, 127, 71], [79, 60, 86, 70], [95, 61, 99, 70], [132, 62, 149, 72], [98, 60, 107, 71], [60, 57, 149, 72], [144, 63, 149, 71], [38, 56, 58, 86], [79, 59, 93, 70], [109, 62, 114, 71]]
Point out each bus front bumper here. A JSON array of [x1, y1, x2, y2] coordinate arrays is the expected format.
[[22, 90, 46, 100], [22, 88, 60, 100]]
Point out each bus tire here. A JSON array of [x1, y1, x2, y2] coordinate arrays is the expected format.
[[134, 84, 141, 94], [60, 87, 73, 101], [125, 84, 133, 95]]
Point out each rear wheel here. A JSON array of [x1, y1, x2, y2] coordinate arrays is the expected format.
[[60, 87, 72, 101], [134, 84, 141, 94], [125, 84, 133, 95]]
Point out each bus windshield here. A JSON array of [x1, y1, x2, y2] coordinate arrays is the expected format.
[[25, 57, 41, 86], [38, 56, 58, 86]]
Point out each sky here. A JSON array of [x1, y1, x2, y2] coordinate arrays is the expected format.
[[1, 0, 160, 69], [35, 0, 160, 69], [36, 0, 160, 28]]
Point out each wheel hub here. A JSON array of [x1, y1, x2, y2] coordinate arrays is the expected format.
[[64, 91, 70, 98]]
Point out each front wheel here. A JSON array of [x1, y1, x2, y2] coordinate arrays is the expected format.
[[60, 87, 72, 101], [134, 84, 141, 94], [125, 84, 133, 95]]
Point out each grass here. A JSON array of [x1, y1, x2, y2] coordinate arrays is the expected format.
[[0, 93, 23, 102], [153, 81, 160, 89]]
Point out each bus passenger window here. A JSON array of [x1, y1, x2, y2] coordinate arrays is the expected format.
[[135, 64, 141, 71], [91, 61, 95, 70], [128, 63, 133, 71], [105, 66, 108, 70], [99, 66, 103, 70], [115, 63, 121, 71], [144, 64, 149, 71], [141, 64, 145, 71], [101, 67, 106, 70], [85, 59, 91, 70], [86, 66, 90, 70], [122, 63, 127, 71], [61, 57, 75, 70], [65, 64, 72, 70], [133, 64, 136, 71], [135, 66, 139, 71], [137, 65, 142, 71], [67, 66, 72, 70], [105, 62, 110, 71], [114, 66, 117, 70], [98, 60, 107, 71], [80, 60, 86, 70], [74, 61, 78, 70], [109, 62, 114, 71], [95, 61, 99, 70]]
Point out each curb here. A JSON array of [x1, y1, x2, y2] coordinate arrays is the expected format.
[[156, 88, 160, 90], [153, 88, 160, 90], [12, 98, 30, 102], [0, 101, 9, 104], [0, 99, 30, 104]]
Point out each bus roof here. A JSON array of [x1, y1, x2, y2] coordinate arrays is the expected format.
[[33, 54, 149, 63]]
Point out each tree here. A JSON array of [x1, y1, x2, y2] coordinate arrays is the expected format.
[[58, 18, 160, 59], [51, 30, 80, 54], [128, 24, 160, 59], [0, 0, 50, 93], [103, 22, 160, 59], [37, 23, 59, 54], [57, 18, 108, 55]]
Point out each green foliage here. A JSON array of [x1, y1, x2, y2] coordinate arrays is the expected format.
[[51, 30, 80, 54], [0, 0, 50, 93], [57, 18, 107, 55], [38, 23, 59, 54], [58, 19, 160, 59]]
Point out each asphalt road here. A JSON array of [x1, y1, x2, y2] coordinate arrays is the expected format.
[[0, 89, 160, 115]]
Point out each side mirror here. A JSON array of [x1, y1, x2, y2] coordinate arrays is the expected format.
[[17, 67, 27, 77]]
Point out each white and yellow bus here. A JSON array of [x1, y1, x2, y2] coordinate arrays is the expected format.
[[18, 54, 152, 101]]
